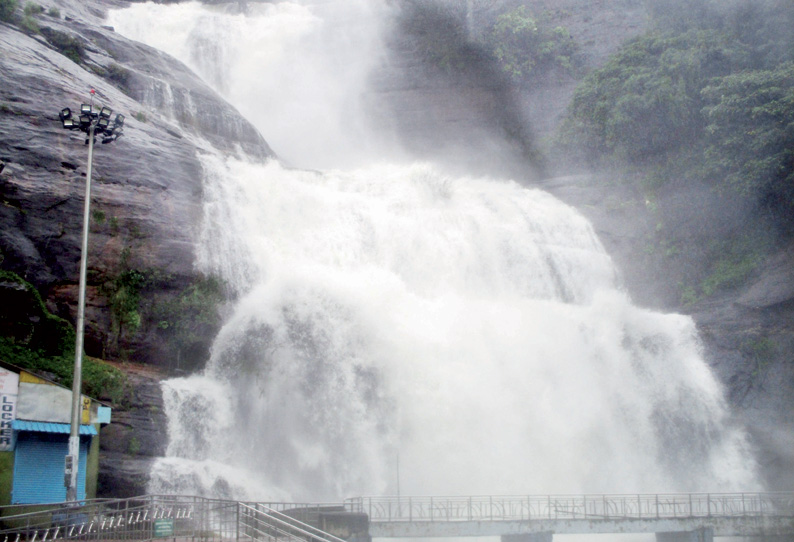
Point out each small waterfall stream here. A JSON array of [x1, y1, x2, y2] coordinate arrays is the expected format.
[[108, 0, 759, 503]]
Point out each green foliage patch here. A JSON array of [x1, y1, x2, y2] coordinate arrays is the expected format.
[[149, 274, 225, 370], [559, 30, 750, 167], [0, 271, 126, 403], [104, 267, 146, 350], [0, 0, 17, 23], [701, 63, 794, 219], [22, 1, 41, 16], [106, 63, 131, 90], [556, 0, 794, 303], [41, 28, 85, 64], [487, 6, 578, 84]]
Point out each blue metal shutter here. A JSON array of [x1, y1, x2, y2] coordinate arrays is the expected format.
[[12, 432, 89, 504]]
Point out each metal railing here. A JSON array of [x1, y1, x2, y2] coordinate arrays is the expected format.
[[239, 503, 347, 542], [0, 496, 352, 542], [3, 493, 794, 541], [347, 492, 794, 522], [0, 495, 238, 542]]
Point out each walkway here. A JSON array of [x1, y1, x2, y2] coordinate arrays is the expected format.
[[346, 493, 794, 539]]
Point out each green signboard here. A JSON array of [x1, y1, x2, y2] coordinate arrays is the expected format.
[[153, 518, 174, 538]]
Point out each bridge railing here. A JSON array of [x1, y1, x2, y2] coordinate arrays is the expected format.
[[239, 503, 348, 542], [347, 493, 794, 522]]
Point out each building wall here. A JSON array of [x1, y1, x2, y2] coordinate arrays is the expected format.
[[0, 452, 13, 506], [0, 366, 110, 505], [86, 425, 100, 499]]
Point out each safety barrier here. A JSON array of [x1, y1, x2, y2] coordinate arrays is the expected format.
[[0, 496, 345, 542], [347, 492, 794, 522]]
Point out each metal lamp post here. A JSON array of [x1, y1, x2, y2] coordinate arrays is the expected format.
[[58, 91, 125, 502]]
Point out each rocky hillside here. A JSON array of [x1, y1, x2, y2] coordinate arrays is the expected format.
[[0, 0, 272, 494]]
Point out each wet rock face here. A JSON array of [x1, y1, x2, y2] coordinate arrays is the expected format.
[[98, 370, 168, 497], [0, 0, 273, 497], [0, 0, 273, 365]]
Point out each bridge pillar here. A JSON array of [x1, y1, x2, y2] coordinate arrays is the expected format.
[[502, 532, 553, 542], [656, 527, 713, 542]]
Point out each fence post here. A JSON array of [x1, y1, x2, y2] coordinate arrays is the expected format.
[[742, 493, 746, 516]]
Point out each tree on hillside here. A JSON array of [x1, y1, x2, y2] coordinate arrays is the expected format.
[[558, 30, 750, 168], [701, 63, 794, 223], [486, 6, 578, 85]]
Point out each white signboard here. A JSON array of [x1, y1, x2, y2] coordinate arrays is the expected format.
[[0, 369, 19, 451]]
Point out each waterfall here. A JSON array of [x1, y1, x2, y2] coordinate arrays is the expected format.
[[108, 1, 759, 502]]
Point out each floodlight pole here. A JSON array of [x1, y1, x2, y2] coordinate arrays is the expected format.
[[59, 94, 124, 503], [66, 122, 94, 503]]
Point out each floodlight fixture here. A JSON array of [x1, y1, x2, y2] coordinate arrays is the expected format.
[[80, 103, 93, 116], [96, 117, 110, 132], [99, 106, 112, 119], [79, 114, 92, 130], [114, 114, 125, 127], [60, 108, 72, 122]]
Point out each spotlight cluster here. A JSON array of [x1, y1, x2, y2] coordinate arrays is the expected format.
[[59, 104, 125, 144]]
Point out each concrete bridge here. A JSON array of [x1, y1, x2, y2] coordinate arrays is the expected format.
[[341, 493, 794, 542]]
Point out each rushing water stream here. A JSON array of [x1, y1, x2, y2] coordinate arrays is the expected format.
[[108, 1, 758, 503]]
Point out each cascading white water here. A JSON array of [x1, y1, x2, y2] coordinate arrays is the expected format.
[[108, 1, 759, 503]]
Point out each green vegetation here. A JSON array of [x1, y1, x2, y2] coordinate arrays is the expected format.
[[127, 436, 140, 455], [15, 1, 42, 34], [19, 11, 37, 33], [106, 63, 131, 90], [556, 0, 794, 300], [46, 6, 58, 18], [134, 111, 146, 123], [104, 265, 145, 352], [97, 241, 225, 369], [0, 0, 17, 22], [559, 30, 751, 168], [699, 237, 766, 298], [487, 6, 578, 84], [149, 275, 225, 371], [22, 1, 41, 15], [0, 271, 126, 402], [41, 28, 85, 64], [700, 63, 794, 221]]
